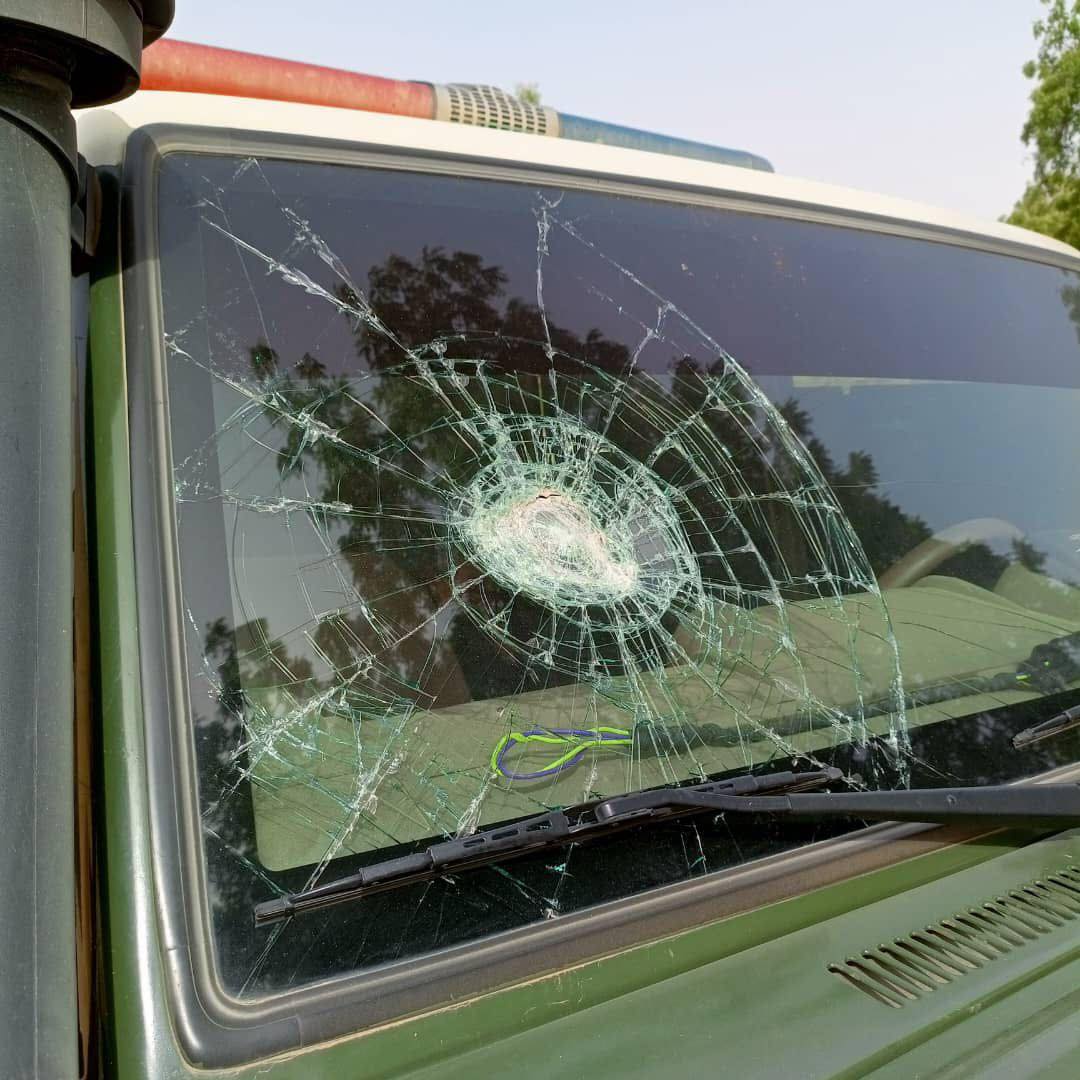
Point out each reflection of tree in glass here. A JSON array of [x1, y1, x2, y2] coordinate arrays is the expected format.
[[229, 247, 1044, 711], [240, 251, 832, 702], [239, 247, 647, 705], [1060, 277, 1080, 346], [781, 399, 1045, 587], [199, 616, 317, 921]]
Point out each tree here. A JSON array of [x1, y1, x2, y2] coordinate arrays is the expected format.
[[1008, 0, 1080, 246], [514, 82, 541, 106]]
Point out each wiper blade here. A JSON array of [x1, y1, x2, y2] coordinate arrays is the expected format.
[[254, 768, 1080, 925], [1013, 704, 1080, 748], [253, 768, 836, 924]]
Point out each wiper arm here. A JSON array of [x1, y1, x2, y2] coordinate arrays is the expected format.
[[254, 768, 1080, 925]]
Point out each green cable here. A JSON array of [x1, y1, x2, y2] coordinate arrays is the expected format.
[[491, 726, 633, 780]]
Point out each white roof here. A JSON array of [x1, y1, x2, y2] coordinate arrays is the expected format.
[[77, 90, 1078, 263]]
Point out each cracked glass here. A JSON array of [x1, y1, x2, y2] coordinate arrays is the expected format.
[[154, 151, 1080, 996]]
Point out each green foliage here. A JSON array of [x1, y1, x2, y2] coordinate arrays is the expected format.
[[514, 82, 542, 106], [1008, 1, 1080, 243], [1009, 172, 1080, 247], [1021, 0, 1080, 177]]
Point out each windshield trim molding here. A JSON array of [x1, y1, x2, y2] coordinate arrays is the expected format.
[[122, 122, 1080, 1068]]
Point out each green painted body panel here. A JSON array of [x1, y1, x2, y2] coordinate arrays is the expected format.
[[88, 171, 183, 1079], [401, 830, 1080, 1080], [85, 172, 1080, 1080]]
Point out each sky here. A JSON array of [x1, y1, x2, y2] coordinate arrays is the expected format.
[[167, 0, 1046, 223]]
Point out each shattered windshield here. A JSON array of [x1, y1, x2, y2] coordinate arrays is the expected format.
[[156, 152, 1080, 995]]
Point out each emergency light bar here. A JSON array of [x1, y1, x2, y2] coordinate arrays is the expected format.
[[141, 39, 772, 171]]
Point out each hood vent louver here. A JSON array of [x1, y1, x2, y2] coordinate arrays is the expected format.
[[828, 863, 1080, 1008], [433, 84, 560, 137]]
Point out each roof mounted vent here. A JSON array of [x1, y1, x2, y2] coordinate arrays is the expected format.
[[434, 84, 560, 137]]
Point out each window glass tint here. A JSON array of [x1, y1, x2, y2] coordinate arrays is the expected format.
[[156, 153, 1080, 994]]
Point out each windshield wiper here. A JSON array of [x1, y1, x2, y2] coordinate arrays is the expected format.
[[1013, 704, 1080, 748], [254, 768, 1080, 925]]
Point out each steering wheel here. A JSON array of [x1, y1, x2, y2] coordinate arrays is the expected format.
[[876, 517, 1025, 590]]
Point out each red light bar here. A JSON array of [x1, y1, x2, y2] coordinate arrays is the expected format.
[[140, 39, 435, 120]]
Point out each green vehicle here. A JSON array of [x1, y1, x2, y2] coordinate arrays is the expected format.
[[6, 5, 1080, 1077]]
